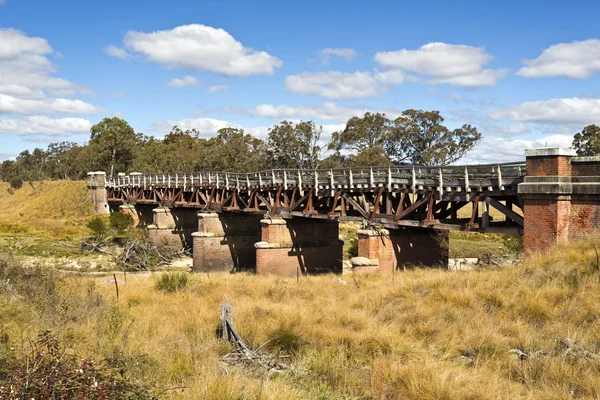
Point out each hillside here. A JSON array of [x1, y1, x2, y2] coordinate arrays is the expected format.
[[0, 181, 94, 239]]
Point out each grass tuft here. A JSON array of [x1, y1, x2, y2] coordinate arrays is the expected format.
[[154, 271, 192, 293]]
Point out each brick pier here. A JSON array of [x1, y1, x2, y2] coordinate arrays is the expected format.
[[519, 149, 600, 255], [192, 212, 262, 272], [255, 218, 343, 276], [351, 228, 448, 273]]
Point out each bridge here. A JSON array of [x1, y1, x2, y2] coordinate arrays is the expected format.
[[88, 148, 600, 275]]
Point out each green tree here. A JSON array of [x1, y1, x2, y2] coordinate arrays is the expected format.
[[89, 117, 140, 177], [328, 112, 400, 166], [213, 128, 268, 172], [572, 124, 600, 156], [392, 109, 481, 166], [268, 120, 322, 169]]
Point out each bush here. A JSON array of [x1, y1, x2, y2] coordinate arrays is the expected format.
[[110, 212, 134, 235], [154, 271, 191, 293], [9, 176, 23, 190], [502, 234, 523, 255], [0, 332, 154, 399], [267, 326, 303, 354], [87, 216, 108, 238]]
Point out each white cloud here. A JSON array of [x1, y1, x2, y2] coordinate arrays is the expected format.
[[0, 116, 92, 136], [251, 102, 401, 122], [104, 45, 131, 59], [373, 69, 407, 86], [166, 75, 202, 88], [152, 117, 344, 143], [0, 94, 97, 115], [462, 134, 573, 164], [319, 48, 357, 63], [374, 42, 508, 87], [285, 71, 384, 99], [121, 24, 282, 77], [206, 84, 229, 93], [152, 117, 242, 137], [488, 97, 600, 125], [0, 28, 97, 121], [518, 39, 600, 79]]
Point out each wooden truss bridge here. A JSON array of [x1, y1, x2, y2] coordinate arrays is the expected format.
[[101, 162, 526, 235]]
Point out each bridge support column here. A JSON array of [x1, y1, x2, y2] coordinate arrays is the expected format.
[[519, 148, 600, 255], [147, 207, 197, 250], [192, 213, 262, 273], [255, 218, 343, 277], [87, 171, 109, 214], [351, 228, 448, 273]]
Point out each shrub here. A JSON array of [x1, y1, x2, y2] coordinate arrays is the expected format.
[[154, 271, 191, 293], [87, 216, 108, 238], [110, 212, 134, 235], [9, 176, 23, 190], [502, 234, 523, 255], [346, 237, 358, 259], [0, 332, 154, 399], [267, 326, 303, 354]]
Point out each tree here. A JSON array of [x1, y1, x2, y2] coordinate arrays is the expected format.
[[89, 117, 140, 177], [268, 120, 322, 169], [572, 124, 600, 156], [391, 109, 481, 166], [328, 112, 399, 166], [213, 128, 268, 172]]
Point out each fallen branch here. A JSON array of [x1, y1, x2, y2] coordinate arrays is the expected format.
[[219, 303, 288, 374], [114, 240, 188, 271]]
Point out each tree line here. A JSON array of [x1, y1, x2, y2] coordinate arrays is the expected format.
[[2, 110, 598, 185]]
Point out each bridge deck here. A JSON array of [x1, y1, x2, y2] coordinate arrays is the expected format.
[[95, 162, 526, 234]]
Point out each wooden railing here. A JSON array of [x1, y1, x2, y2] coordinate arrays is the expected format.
[[91, 162, 526, 193]]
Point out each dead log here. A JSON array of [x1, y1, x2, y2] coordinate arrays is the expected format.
[[219, 303, 288, 373]]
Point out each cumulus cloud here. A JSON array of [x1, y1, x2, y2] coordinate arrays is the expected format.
[[152, 117, 242, 137], [0, 94, 97, 115], [487, 97, 600, 125], [285, 71, 384, 99], [374, 42, 508, 87], [251, 102, 401, 122], [462, 134, 574, 164], [118, 24, 282, 77], [206, 85, 229, 93], [104, 45, 131, 59], [518, 39, 600, 79], [0, 116, 92, 136], [0, 28, 98, 137], [319, 48, 357, 63], [166, 75, 202, 88]]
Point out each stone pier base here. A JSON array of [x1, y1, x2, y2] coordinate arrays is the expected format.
[[351, 228, 448, 273], [147, 207, 197, 250], [192, 213, 262, 272], [255, 218, 343, 277], [87, 171, 109, 214]]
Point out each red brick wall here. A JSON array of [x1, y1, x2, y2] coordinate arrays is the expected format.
[[256, 245, 343, 276], [571, 163, 600, 176], [193, 235, 259, 272], [523, 195, 571, 255], [357, 229, 448, 272], [526, 156, 572, 176], [568, 198, 600, 242]]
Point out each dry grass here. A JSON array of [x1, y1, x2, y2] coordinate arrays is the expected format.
[[4, 240, 598, 399], [0, 181, 93, 239]]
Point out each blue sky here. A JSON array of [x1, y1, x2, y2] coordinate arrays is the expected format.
[[1, 0, 600, 163]]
